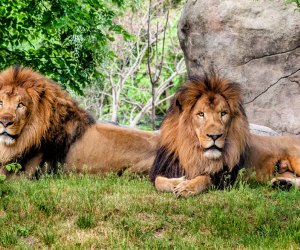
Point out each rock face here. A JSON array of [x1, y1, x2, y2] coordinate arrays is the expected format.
[[178, 0, 300, 134], [249, 123, 280, 136]]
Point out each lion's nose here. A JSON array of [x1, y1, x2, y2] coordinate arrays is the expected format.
[[0, 117, 14, 127], [207, 133, 222, 141]]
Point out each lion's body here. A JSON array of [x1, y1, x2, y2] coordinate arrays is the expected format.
[[65, 122, 158, 175], [0, 67, 158, 177], [246, 134, 300, 186], [151, 72, 300, 196]]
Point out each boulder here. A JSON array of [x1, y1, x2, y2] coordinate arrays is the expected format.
[[249, 123, 280, 136], [178, 0, 300, 134]]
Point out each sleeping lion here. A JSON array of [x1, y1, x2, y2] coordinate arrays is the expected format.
[[150, 72, 300, 196]]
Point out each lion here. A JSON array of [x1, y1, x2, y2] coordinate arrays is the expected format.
[[0, 66, 159, 178], [150, 72, 300, 196], [247, 134, 300, 189]]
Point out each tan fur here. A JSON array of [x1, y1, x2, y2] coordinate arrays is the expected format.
[[0, 67, 159, 178], [156, 121, 300, 197], [173, 176, 212, 197], [151, 73, 250, 196], [152, 74, 300, 196], [155, 132, 300, 197], [246, 134, 300, 186], [154, 176, 186, 192], [65, 123, 158, 175]]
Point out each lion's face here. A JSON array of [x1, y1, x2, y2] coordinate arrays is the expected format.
[[0, 86, 32, 146], [192, 94, 231, 160]]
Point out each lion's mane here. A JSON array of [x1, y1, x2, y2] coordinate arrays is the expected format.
[[150, 72, 250, 188], [0, 66, 95, 171]]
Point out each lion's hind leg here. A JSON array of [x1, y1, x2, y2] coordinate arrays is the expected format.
[[287, 156, 300, 177], [271, 171, 300, 190], [154, 176, 186, 193], [271, 177, 300, 189]]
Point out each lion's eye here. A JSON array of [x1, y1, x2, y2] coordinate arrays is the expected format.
[[0, 101, 3, 107], [17, 103, 25, 109], [221, 111, 228, 117], [197, 112, 204, 117]]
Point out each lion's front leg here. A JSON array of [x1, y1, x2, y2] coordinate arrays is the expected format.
[[173, 175, 212, 197], [154, 176, 186, 192]]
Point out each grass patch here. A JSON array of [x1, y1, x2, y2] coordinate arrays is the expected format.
[[76, 214, 95, 229], [42, 231, 55, 246], [0, 174, 299, 248]]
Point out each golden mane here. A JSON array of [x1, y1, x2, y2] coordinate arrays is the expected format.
[[0, 66, 94, 169], [150, 72, 250, 186]]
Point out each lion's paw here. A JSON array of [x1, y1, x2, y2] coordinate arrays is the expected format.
[[169, 176, 186, 186], [155, 176, 186, 193], [271, 177, 293, 190], [173, 180, 196, 197]]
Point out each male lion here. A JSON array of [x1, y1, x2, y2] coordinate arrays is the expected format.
[[0, 66, 158, 178], [150, 72, 300, 196]]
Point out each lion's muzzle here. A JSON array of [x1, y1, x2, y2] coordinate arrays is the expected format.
[[0, 114, 14, 128], [204, 144, 222, 152], [0, 132, 18, 139], [207, 133, 223, 141], [0, 131, 18, 146], [203, 141, 224, 160]]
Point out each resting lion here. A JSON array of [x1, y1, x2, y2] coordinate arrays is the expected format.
[[150, 72, 300, 196], [247, 134, 300, 189], [0, 66, 158, 178]]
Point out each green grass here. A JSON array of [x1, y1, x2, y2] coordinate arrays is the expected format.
[[0, 174, 300, 249]]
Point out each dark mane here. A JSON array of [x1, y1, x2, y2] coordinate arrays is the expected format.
[[150, 146, 183, 182]]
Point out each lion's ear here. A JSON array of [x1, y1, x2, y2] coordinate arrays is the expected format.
[[173, 91, 183, 113], [175, 97, 182, 109]]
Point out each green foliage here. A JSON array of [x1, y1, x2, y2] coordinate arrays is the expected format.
[[0, 175, 6, 182], [16, 226, 30, 237], [4, 163, 22, 173], [0, 0, 129, 94]]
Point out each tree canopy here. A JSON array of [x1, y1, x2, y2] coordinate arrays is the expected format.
[[0, 0, 130, 94]]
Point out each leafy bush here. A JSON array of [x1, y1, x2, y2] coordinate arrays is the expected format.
[[0, 0, 129, 94]]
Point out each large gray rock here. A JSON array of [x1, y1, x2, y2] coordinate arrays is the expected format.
[[178, 0, 300, 134], [249, 123, 280, 136]]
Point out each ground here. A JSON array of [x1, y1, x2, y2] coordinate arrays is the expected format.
[[0, 173, 299, 249]]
